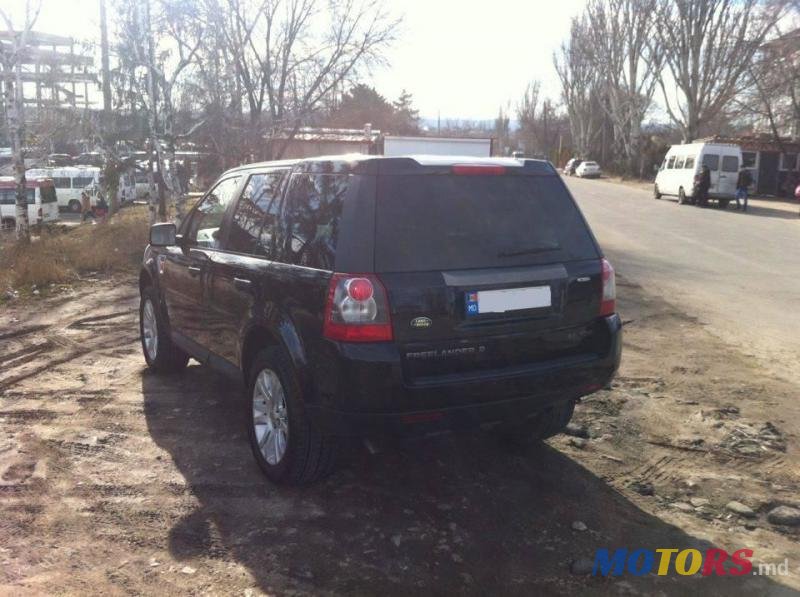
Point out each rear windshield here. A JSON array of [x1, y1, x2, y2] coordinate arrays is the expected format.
[[40, 185, 57, 203], [374, 174, 598, 272]]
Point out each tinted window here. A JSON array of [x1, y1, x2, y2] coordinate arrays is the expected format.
[[722, 156, 739, 173], [40, 186, 57, 203], [187, 176, 241, 248], [226, 171, 286, 256], [782, 153, 797, 170], [52, 177, 71, 188], [666, 156, 676, 169], [674, 156, 685, 169], [73, 176, 95, 188], [684, 157, 695, 169], [742, 152, 756, 168], [282, 173, 348, 269], [0, 189, 35, 205], [375, 175, 598, 272], [703, 154, 719, 171]]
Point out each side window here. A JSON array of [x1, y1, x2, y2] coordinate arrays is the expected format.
[[674, 156, 685, 169], [703, 154, 719, 171], [722, 156, 739, 173], [73, 176, 95, 188], [742, 152, 757, 169], [52, 177, 71, 188], [0, 189, 35, 204], [666, 156, 676, 169], [684, 156, 695, 169], [282, 173, 349, 269], [226, 171, 286, 256], [186, 176, 241, 249]]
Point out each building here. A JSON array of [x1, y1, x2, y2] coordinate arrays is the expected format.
[[273, 127, 381, 159], [695, 135, 799, 197]]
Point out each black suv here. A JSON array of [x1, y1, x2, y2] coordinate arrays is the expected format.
[[139, 156, 621, 484]]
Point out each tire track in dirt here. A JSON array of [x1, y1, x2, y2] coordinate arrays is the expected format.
[[0, 310, 138, 392]]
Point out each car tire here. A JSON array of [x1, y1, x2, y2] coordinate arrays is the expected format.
[[68, 199, 82, 213], [678, 187, 687, 205], [1, 218, 14, 230], [718, 199, 730, 209], [654, 184, 661, 199], [139, 285, 189, 373], [247, 347, 337, 485], [499, 400, 576, 446]]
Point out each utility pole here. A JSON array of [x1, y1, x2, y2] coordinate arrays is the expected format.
[[99, 0, 111, 115]]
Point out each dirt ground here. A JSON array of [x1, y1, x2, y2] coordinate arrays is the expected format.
[[1, 275, 799, 596]]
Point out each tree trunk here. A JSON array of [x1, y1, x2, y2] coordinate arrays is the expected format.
[[143, 0, 160, 225], [2, 57, 29, 243], [147, 148, 158, 226]]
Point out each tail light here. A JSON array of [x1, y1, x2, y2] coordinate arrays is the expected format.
[[323, 273, 393, 342], [452, 164, 506, 176], [600, 258, 616, 316]]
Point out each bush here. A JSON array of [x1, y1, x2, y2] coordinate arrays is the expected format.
[[0, 207, 149, 291]]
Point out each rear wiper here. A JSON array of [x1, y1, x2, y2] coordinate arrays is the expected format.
[[497, 246, 560, 258]]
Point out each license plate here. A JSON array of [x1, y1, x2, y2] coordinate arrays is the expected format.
[[465, 286, 551, 317]]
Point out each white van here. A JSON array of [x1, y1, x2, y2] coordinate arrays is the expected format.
[[119, 169, 154, 203], [0, 177, 60, 229], [654, 143, 742, 207], [26, 165, 102, 212]]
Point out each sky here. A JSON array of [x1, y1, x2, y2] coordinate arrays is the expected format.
[[4, 0, 587, 121], [370, 0, 587, 120]]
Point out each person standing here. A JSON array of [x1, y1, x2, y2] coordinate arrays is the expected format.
[[696, 165, 711, 207], [735, 166, 752, 212], [80, 190, 92, 222]]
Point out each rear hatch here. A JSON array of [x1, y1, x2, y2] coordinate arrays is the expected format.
[[373, 160, 607, 386]]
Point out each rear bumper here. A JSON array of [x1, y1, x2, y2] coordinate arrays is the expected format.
[[307, 314, 622, 437]]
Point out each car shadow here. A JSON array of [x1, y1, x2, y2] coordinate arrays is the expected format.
[[723, 204, 799, 220], [142, 365, 795, 596]]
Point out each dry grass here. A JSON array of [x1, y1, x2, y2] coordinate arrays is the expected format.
[[0, 206, 149, 291]]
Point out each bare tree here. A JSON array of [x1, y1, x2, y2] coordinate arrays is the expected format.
[[741, 9, 800, 143], [200, 0, 398, 160], [653, 0, 786, 142], [116, 0, 204, 225], [554, 16, 600, 158], [0, 1, 41, 242], [516, 81, 541, 155], [586, 0, 661, 175]]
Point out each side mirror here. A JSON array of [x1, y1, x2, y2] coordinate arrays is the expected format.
[[150, 222, 177, 246]]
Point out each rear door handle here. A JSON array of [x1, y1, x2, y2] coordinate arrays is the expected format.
[[188, 265, 202, 277], [234, 277, 252, 291]]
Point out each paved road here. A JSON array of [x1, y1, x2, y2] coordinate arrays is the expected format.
[[566, 176, 800, 378]]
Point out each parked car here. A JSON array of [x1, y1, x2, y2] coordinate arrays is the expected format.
[[139, 155, 622, 485], [0, 177, 60, 230], [563, 158, 583, 176], [26, 166, 103, 212], [576, 161, 602, 178], [654, 143, 742, 207]]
